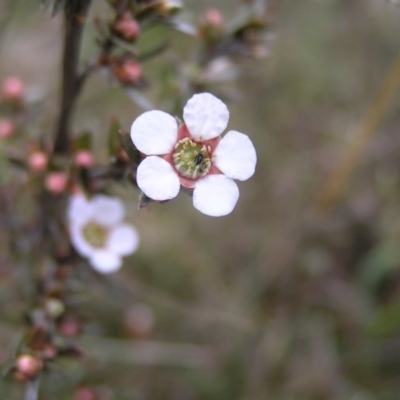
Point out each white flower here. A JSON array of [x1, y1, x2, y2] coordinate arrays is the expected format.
[[130, 92, 257, 216], [67, 193, 139, 273]]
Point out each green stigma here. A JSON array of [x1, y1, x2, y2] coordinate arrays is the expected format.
[[172, 138, 211, 179], [82, 222, 108, 248]]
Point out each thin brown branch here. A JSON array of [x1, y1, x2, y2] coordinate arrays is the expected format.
[[53, 0, 93, 154]]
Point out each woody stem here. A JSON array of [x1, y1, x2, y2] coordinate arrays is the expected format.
[[53, 0, 93, 155]]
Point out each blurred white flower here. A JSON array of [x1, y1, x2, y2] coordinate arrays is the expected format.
[[130, 92, 257, 217], [203, 57, 240, 82], [68, 194, 139, 273]]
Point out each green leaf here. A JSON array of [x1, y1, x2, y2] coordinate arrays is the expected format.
[[109, 35, 139, 56], [138, 191, 154, 208], [369, 302, 400, 337], [7, 156, 28, 172], [73, 131, 92, 152], [360, 238, 400, 288], [78, 167, 91, 194], [120, 132, 141, 164], [138, 41, 169, 63], [0, 153, 12, 185], [108, 118, 121, 160]]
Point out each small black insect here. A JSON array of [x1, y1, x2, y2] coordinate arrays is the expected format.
[[193, 153, 204, 166]]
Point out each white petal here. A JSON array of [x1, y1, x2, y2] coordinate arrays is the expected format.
[[69, 223, 95, 258], [107, 224, 139, 256], [91, 195, 125, 226], [213, 130, 257, 180], [90, 250, 122, 274], [137, 156, 180, 201], [130, 110, 178, 155], [68, 193, 92, 224], [183, 93, 229, 141], [193, 175, 239, 217]]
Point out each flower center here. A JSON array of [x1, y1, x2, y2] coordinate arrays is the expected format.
[[172, 138, 211, 179], [82, 222, 109, 248]]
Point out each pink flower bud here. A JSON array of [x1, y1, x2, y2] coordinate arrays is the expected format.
[[74, 150, 94, 168], [205, 8, 223, 27], [115, 61, 142, 84], [16, 355, 43, 379], [59, 314, 81, 337], [28, 151, 48, 172], [0, 118, 15, 139], [114, 13, 140, 41], [2, 76, 24, 100], [75, 387, 96, 400], [45, 172, 68, 194], [42, 345, 58, 360]]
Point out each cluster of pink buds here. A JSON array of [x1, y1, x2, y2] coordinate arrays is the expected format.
[[0, 76, 25, 141], [26, 139, 96, 195], [26, 147, 69, 195], [93, 6, 144, 87]]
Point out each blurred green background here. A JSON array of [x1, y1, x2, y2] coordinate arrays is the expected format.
[[2, 0, 400, 399]]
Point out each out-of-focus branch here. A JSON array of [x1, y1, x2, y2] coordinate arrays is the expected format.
[[53, 0, 93, 154], [316, 51, 400, 213], [24, 378, 39, 400], [114, 273, 255, 332], [77, 336, 216, 368]]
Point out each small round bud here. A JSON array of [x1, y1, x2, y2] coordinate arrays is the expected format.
[[42, 344, 58, 360], [2, 76, 24, 100], [14, 370, 29, 382], [45, 172, 68, 194], [45, 298, 65, 319], [16, 355, 43, 379], [157, 0, 183, 15], [114, 13, 140, 41], [75, 387, 96, 400], [114, 61, 142, 85], [28, 151, 48, 172], [0, 118, 15, 139], [205, 8, 223, 27], [116, 149, 130, 163], [75, 150, 94, 168], [199, 8, 224, 40], [125, 304, 155, 339], [59, 314, 81, 337]]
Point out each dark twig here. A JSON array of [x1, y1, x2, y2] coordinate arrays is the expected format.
[[53, 0, 93, 154]]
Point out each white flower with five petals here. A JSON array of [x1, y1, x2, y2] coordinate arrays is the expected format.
[[130, 92, 257, 216], [67, 193, 139, 273]]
